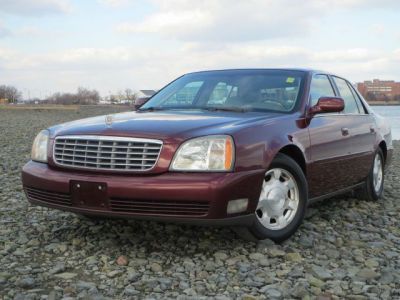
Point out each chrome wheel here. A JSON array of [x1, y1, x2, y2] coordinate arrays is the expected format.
[[256, 168, 299, 230], [373, 153, 383, 193]]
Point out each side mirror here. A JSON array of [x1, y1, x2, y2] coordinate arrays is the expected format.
[[309, 97, 344, 115], [134, 97, 151, 110]]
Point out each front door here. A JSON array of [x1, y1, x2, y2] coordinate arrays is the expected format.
[[307, 74, 355, 198]]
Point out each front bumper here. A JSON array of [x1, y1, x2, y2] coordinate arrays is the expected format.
[[22, 161, 264, 226]]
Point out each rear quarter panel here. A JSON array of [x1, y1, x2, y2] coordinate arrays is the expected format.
[[373, 112, 394, 166]]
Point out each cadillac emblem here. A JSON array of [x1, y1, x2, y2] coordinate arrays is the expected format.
[[105, 115, 113, 127]]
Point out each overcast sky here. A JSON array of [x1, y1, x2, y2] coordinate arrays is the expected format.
[[1, 0, 400, 98]]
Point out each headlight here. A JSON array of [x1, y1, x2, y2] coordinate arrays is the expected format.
[[170, 135, 234, 171], [31, 130, 49, 163]]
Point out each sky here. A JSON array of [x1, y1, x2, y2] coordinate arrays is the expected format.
[[0, 0, 400, 99]]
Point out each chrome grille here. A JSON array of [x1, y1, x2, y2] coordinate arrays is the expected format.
[[53, 135, 162, 171]]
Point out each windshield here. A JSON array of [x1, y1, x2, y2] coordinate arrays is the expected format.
[[140, 70, 306, 113]]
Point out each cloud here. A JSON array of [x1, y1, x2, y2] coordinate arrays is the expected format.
[[116, 0, 314, 41], [0, 47, 15, 59], [0, 23, 68, 40], [312, 48, 376, 62], [370, 24, 385, 35], [116, 0, 400, 42], [0, 0, 71, 16], [1, 44, 399, 97], [14, 26, 44, 37], [1, 0, 399, 97], [98, 0, 129, 7], [0, 22, 11, 38]]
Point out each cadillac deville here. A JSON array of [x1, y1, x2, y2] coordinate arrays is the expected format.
[[22, 69, 393, 241]]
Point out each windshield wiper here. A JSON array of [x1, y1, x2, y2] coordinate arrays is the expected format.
[[200, 106, 250, 113], [137, 106, 166, 112], [138, 106, 250, 113]]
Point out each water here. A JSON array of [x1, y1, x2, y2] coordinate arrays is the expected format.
[[371, 105, 400, 140]]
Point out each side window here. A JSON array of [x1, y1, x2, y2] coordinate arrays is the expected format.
[[310, 74, 335, 106], [333, 77, 360, 114], [162, 81, 203, 106], [348, 82, 368, 114]]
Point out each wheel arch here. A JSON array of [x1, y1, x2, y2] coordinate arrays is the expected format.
[[378, 140, 387, 163], [277, 144, 307, 175]]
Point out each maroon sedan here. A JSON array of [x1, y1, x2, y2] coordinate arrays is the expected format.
[[22, 69, 393, 241]]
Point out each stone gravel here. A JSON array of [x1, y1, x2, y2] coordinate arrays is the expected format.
[[1, 106, 399, 299]]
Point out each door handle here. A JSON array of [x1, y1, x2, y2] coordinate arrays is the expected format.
[[341, 127, 349, 136], [370, 126, 375, 133]]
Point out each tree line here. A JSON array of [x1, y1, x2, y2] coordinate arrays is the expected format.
[[0, 85, 22, 104], [43, 87, 101, 105], [0, 85, 139, 105]]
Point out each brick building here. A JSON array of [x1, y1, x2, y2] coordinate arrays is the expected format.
[[357, 79, 400, 101]]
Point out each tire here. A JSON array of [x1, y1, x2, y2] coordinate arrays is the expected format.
[[356, 148, 385, 201], [235, 153, 308, 242]]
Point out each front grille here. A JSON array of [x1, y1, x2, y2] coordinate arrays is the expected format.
[[109, 198, 210, 216], [25, 187, 72, 206], [53, 136, 162, 171]]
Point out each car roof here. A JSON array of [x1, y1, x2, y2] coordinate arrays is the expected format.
[[185, 68, 331, 76], [184, 68, 350, 81]]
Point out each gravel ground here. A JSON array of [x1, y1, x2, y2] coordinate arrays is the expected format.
[[1, 106, 399, 300]]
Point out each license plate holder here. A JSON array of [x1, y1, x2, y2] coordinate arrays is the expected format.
[[70, 181, 108, 209]]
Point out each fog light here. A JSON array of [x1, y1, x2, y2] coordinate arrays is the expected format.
[[227, 199, 248, 214]]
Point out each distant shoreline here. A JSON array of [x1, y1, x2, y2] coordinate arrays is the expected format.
[[367, 101, 400, 106]]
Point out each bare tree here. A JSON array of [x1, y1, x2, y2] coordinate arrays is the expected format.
[[109, 94, 119, 104], [76, 87, 100, 104], [0, 85, 22, 103], [125, 88, 138, 104], [44, 87, 100, 105]]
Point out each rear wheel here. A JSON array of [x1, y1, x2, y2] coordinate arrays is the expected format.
[[357, 148, 385, 201], [235, 153, 308, 242]]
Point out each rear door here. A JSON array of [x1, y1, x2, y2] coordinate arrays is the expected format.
[[307, 74, 355, 198], [331, 76, 376, 185]]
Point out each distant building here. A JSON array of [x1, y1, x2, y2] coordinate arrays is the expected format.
[[357, 79, 400, 102], [135, 90, 157, 106], [99, 99, 111, 105], [138, 90, 157, 98]]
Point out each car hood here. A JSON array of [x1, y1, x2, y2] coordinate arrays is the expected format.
[[50, 110, 282, 143]]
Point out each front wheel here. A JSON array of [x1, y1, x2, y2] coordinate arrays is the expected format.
[[235, 153, 308, 242]]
